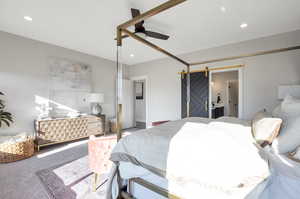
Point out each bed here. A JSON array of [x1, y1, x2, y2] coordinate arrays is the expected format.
[[106, 117, 270, 199], [106, 85, 300, 199], [111, 1, 300, 198]]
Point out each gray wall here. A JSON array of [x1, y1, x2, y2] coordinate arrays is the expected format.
[[129, 30, 300, 124], [0, 31, 127, 135]]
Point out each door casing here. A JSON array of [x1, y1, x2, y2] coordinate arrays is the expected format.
[[130, 75, 149, 128], [209, 67, 244, 119]]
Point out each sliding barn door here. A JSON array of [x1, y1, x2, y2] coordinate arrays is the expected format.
[[181, 72, 209, 118]]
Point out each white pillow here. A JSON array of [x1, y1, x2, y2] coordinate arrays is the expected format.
[[252, 110, 282, 147], [0, 136, 15, 144], [281, 95, 300, 116], [0, 133, 29, 145], [272, 95, 300, 153], [272, 105, 283, 118]]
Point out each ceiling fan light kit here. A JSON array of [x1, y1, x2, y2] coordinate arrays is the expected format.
[[135, 32, 147, 39]]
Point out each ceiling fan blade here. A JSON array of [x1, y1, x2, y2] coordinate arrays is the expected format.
[[145, 31, 170, 40], [131, 8, 144, 30], [131, 8, 140, 18]]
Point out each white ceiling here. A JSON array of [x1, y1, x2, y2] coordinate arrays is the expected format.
[[0, 0, 300, 65]]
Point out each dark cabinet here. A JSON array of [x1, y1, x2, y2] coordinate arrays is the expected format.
[[212, 106, 224, 119]]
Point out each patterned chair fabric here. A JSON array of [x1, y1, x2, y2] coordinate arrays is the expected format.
[[88, 133, 131, 191], [88, 135, 117, 174]]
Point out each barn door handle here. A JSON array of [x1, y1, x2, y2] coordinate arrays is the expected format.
[[205, 100, 208, 112]]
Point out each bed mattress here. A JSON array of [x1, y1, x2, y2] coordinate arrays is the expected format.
[[119, 162, 266, 199], [114, 145, 300, 199]]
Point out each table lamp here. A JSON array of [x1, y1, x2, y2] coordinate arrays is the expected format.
[[89, 93, 104, 116]]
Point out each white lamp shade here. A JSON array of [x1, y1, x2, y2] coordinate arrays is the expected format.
[[89, 93, 104, 103]]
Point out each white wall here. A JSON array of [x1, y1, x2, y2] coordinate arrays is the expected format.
[[129, 30, 300, 122], [0, 31, 127, 135], [134, 80, 146, 123], [122, 79, 134, 129], [212, 71, 238, 115]]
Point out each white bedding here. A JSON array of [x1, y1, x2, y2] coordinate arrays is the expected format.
[[118, 162, 267, 199], [255, 145, 300, 199], [115, 148, 300, 199], [108, 117, 270, 199]]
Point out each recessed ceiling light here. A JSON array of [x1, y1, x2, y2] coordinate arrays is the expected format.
[[220, 6, 226, 12], [130, 54, 134, 58], [240, 23, 248, 29], [24, 16, 33, 21]]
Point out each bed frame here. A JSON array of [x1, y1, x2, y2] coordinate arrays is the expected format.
[[114, 0, 300, 198], [120, 178, 181, 199]]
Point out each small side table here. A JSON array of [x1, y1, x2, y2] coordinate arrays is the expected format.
[[95, 114, 106, 135], [212, 106, 224, 119]]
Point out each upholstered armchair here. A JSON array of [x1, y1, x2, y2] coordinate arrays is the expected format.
[[88, 135, 117, 192]]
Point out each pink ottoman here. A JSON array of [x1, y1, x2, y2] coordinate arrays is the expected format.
[[88, 135, 117, 191], [88, 133, 130, 191]]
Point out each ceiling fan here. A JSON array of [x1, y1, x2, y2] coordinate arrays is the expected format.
[[121, 8, 170, 40]]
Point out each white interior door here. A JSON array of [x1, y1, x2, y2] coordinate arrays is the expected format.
[[122, 79, 134, 129]]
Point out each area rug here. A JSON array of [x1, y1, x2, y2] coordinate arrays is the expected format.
[[36, 156, 108, 199]]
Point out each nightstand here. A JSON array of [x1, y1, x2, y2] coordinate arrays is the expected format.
[[93, 114, 106, 135], [212, 106, 224, 119]]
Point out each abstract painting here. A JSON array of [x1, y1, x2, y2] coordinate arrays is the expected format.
[[48, 58, 92, 118]]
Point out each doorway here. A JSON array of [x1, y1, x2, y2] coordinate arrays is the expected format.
[[133, 79, 146, 129], [209, 69, 242, 119]]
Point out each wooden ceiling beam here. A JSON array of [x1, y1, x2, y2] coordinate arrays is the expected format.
[[189, 46, 300, 66], [117, 0, 186, 30], [122, 29, 189, 66]]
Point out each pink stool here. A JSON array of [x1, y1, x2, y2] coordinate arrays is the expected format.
[[88, 133, 130, 191], [88, 135, 117, 191]]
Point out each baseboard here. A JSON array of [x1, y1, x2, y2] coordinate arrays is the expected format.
[[135, 121, 146, 129]]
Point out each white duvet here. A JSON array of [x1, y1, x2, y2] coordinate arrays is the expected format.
[[109, 117, 269, 199], [166, 121, 268, 193]]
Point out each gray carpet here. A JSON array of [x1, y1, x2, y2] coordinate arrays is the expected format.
[[37, 156, 108, 199], [0, 140, 106, 199], [0, 129, 139, 199]]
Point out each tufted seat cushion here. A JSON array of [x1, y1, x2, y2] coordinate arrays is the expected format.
[[88, 135, 117, 174]]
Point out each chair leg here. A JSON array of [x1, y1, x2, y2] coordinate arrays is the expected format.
[[92, 173, 99, 192]]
